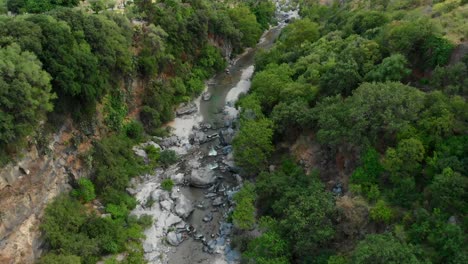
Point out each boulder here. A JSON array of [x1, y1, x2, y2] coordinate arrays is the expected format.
[[164, 213, 182, 227], [176, 103, 197, 116], [160, 200, 173, 211], [171, 173, 185, 185], [202, 92, 212, 101], [132, 146, 147, 160], [190, 131, 207, 145], [174, 194, 194, 218], [166, 231, 184, 246], [160, 136, 179, 148], [203, 212, 213, 222], [189, 167, 216, 187], [212, 197, 224, 206]]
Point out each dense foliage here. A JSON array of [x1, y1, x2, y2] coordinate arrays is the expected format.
[[231, 0, 468, 263]]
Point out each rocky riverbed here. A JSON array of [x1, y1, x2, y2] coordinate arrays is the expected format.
[[130, 2, 299, 263]]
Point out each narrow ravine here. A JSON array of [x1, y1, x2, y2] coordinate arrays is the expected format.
[[130, 2, 299, 264]]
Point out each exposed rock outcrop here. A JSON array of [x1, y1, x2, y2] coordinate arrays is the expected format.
[[0, 122, 88, 264]]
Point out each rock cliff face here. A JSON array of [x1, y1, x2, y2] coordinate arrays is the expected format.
[[0, 121, 87, 264]]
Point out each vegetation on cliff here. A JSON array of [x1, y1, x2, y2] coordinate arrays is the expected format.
[[0, 0, 274, 263]]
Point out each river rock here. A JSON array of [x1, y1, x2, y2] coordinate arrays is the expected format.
[[160, 200, 173, 211], [167, 231, 184, 246], [203, 212, 213, 222], [160, 136, 179, 148], [176, 102, 197, 116], [171, 173, 185, 184], [132, 146, 147, 160], [212, 196, 224, 206], [174, 193, 194, 218], [202, 92, 212, 101], [189, 167, 216, 187], [164, 213, 182, 227], [190, 131, 207, 144]]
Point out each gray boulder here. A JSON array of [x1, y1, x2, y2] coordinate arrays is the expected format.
[[174, 193, 194, 218], [189, 167, 216, 187], [160, 200, 173, 211], [176, 103, 197, 116], [167, 231, 184, 246]]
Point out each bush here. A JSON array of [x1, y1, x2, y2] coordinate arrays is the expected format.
[[161, 179, 174, 191], [106, 203, 129, 219], [38, 253, 81, 264], [124, 120, 145, 141], [72, 178, 96, 203], [370, 200, 393, 224], [144, 145, 160, 167], [159, 149, 178, 167], [232, 182, 256, 230]]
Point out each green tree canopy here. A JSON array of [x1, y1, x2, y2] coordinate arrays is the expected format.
[[233, 118, 274, 175], [0, 44, 54, 152], [352, 233, 422, 264]]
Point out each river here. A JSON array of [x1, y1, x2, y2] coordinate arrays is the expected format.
[[130, 2, 299, 264]]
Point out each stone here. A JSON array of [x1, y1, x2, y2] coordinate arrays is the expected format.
[[202, 92, 212, 101], [194, 233, 204, 240], [205, 192, 217, 198], [165, 213, 182, 227], [18, 166, 30, 175], [189, 167, 216, 187], [176, 103, 197, 116], [170, 173, 185, 185], [208, 147, 217, 156], [166, 231, 183, 246], [132, 146, 147, 160], [160, 200, 173, 211], [160, 136, 179, 148], [208, 162, 219, 170], [170, 188, 181, 199], [203, 212, 213, 222], [221, 145, 232, 155], [190, 131, 207, 145], [212, 197, 224, 206], [174, 194, 194, 218]]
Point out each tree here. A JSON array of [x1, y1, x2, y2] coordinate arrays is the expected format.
[[352, 234, 422, 264], [0, 44, 54, 153], [233, 118, 274, 175], [243, 230, 290, 264], [314, 82, 425, 146], [228, 4, 262, 48], [281, 18, 320, 48], [365, 54, 411, 82], [320, 59, 362, 96], [41, 195, 99, 262], [382, 18, 434, 58], [429, 168, 467, 215], [383, 138, 425, 179], [232, 182, 256, 230], [250, 63, 293, 112], [370, 200, 393, 223]]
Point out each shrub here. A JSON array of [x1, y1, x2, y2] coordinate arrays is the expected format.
[[232, 182, 256, 230], [161, 179, 174, 191], [370, 200, 393, 223], [72, 178, 96, 203], [38, 253, 81, 264], [145, 145, 160, 167], [124, 120, 145, 141], [159, 149, 178, 167], [106, 203, 129, 219]]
